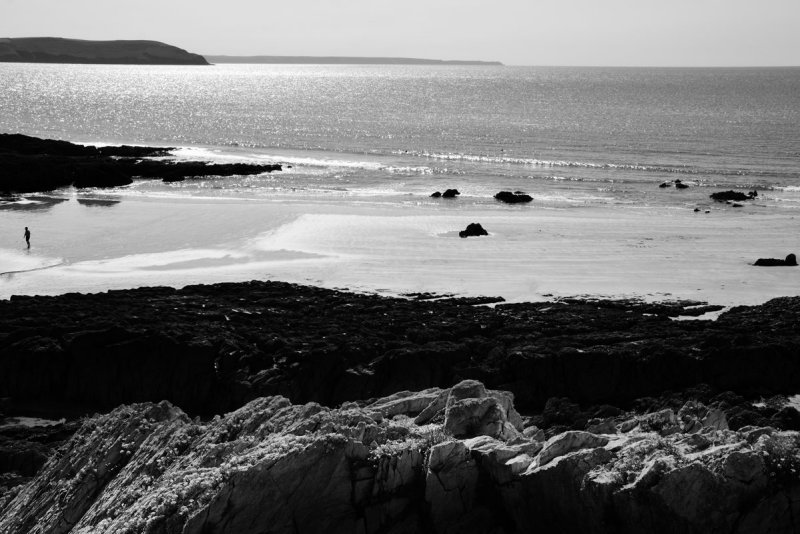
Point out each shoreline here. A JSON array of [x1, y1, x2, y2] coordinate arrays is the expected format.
[[2, 193, 799, 306]]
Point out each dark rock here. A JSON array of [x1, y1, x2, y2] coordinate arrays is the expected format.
[[0, 134, 281, 193], [675, 181, 689, 189], [459, 223, 488, 238], [442, 189, 460, 198], [754, 254, 797, 267], [430, 191, 442, 198], [494, 191, 533, 203], [2, 282, 800, 428], [659, 182, 670, 188], [710, 190, 756, 202]]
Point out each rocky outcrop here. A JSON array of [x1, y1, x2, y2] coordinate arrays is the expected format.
[[0, 37, 208, 65], [494, 191, 533, 203], [710, 190, 757, 202], [3, 281, 800, 422], [430, 189, 460, 199], [0, 134, 281, 192], [1, 381, 798, 534], [458, 222, 488, 238], [441, 188, 460, 198], [754, 254, 797, 267]]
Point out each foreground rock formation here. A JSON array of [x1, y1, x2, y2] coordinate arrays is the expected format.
[[0, 37, 208, 65], [1, 380, 798, 534], [0, 134, 281, 192]]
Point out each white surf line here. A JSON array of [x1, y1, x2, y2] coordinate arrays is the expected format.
[[0, 261, 67, 276]]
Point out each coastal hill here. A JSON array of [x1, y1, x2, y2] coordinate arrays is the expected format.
[[0, 37, 209, 65], [205, 54, 503, 66]]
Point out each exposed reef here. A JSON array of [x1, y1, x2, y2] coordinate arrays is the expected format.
[[0, 134, 281, 193], [1, 281, 799, 419], [2, 380, 799, 533], [0, 37, 208, 65]]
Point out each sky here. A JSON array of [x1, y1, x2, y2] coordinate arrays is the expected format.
[[1, 0, 799, 66]]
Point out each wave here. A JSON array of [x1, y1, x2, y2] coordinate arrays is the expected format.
[[413, 151, 798, 179]]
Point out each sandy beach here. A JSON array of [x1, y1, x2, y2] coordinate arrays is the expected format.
[[2, 192, 798, 306]]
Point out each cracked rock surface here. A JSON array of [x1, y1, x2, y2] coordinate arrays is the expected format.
[[2, 380, 799, 534]]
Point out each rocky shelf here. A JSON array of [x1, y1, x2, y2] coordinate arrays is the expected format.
[[2, 281, 800, 532], [0, 133, 281, 193]]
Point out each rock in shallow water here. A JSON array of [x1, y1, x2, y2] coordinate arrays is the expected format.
[[458, 222, 488, 237], [494, 191, 533, 203]]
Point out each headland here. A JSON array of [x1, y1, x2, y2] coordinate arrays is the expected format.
[[205, 54, 503, 65], [0, 37, 209, 65]]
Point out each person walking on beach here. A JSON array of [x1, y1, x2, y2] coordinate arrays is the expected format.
[[23, 227, 30, 248]]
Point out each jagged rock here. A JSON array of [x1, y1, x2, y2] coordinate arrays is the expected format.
[[522, 425, 546, 441], [586, 418, 617, 434], [442, 189, 460, 198], [366, 387, 443, 418], [425, 440, 480, 532], [754, 253, 798, 266], [494, 191, 532, 203], [536, 430, 609, 467], [458, 222, 488, 238], [3, 383, 800, 534], [444, 381, 506, 438]]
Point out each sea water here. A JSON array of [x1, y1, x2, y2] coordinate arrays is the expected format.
[[1, 64, 799, 304]]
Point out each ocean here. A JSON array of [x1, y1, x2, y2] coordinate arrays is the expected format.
[[1, 63, 799, 305]]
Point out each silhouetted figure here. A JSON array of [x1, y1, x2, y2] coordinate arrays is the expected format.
[[24, 227, 30, 248]]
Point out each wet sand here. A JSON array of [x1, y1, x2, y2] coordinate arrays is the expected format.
[[1, 193, 799, 305]]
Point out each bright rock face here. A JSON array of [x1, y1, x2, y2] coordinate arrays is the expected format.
[[1, 381, 799, 534]]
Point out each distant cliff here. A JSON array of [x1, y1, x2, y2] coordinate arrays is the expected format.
[[205, 55, 503, 66], [0, 37, 209, 65]]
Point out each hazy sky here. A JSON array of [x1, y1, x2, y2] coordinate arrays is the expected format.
[[2, 0, 799, 66]]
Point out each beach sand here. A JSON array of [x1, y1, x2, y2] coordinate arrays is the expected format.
[[1, 194, 799, 305]]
